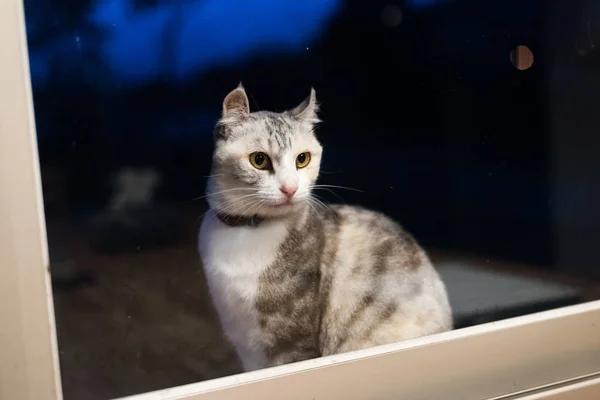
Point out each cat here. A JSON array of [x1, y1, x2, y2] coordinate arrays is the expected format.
[[198, 84, 452, 372]]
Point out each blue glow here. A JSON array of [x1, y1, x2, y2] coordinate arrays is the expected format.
[[89, 0, 340, 84]]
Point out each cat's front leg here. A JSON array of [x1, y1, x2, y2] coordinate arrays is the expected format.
[[259, 345, 321, 370]]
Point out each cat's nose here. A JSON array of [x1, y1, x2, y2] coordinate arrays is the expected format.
[[279, 184, 298, 198]]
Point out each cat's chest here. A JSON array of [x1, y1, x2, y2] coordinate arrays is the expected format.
[[198, 213, 289, 370], [198, 213, 289, 299]]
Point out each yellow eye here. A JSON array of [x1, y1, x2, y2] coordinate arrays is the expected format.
[[249, 152, 271, 169], [296, 152, 311, 169]]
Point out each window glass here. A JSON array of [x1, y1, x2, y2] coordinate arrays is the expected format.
[[25, 0, 600, 398]]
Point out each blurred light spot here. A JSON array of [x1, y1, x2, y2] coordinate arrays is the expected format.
[[381, 5, 403, 28], [510, 45, 534, 70]]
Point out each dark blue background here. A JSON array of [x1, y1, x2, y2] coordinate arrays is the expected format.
[[25, 0, 600, 273]]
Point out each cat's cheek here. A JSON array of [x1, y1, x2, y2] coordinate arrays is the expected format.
[[242, 166, 266, 187], [296, 175, 312, 199], [304, 165, 320, 185]]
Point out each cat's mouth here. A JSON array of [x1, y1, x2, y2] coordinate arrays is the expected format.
[[270, 196, 302, 209], [272, 199, 294, 208]]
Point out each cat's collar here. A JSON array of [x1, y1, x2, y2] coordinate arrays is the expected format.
[[216, 213, 264, 228]]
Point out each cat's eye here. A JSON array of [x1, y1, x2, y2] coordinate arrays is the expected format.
[[296, 152, 311, 169], [249, 152, 271, 170]]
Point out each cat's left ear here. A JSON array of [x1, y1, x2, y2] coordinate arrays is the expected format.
[[289, 87, 320, 123], [222, 83, 250, 120]]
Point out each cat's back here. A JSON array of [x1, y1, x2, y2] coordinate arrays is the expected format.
[[319, 204, 452, 355], [321, 204, 426, 268]]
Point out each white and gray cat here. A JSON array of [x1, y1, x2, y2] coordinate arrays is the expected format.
[[198, 85, 452, 372]]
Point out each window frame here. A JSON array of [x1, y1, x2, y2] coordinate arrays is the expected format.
[[1, 1, 599, 399], [516, 376, 600, 400]]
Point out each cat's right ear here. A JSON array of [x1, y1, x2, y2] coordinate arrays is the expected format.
[[222, 84, 250, 121], [215, 84, 250, 140]]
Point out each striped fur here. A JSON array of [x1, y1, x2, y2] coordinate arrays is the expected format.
[[199, 86, 452, 371]]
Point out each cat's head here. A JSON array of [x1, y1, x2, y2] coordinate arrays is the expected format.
[[207, 84, 322, 218]]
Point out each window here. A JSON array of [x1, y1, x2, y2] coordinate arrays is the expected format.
[[2, 0, 600, 399]]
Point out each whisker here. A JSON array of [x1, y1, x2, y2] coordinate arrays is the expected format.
[[254, 199, 269, 218], [311, 200, 331, 219], [233, 198, 265, 223], [183, 187, 256, 204], [309, 195, 336, 220], [312, 187, 345, 203], [196, 194, 261, 221], [316, 196, 337, 216], [306, 198, 322, 219], [311, 184, 364, 193], [219, 195, 261, 215]]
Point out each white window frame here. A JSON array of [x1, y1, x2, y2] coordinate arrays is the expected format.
[[1, 1, 599, 399]]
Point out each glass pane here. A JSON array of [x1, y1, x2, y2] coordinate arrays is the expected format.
[[24, 0, 600, 398]]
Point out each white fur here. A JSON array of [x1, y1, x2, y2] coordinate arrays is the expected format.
[[198, 211, 290, 371], [199, 87, 451, 370]]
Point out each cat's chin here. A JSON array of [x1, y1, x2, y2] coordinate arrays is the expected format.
[[259, 201, 307, 218], [211, 197, 307, 219]]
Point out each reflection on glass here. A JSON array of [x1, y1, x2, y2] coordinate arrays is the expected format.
[[25, 0, 600, 398]]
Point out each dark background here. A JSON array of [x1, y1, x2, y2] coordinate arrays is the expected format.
[[23, 0, 600, 397], [26, 0, 600, 278]]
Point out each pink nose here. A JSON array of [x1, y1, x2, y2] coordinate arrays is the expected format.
[[280, 184, 298, 197]]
